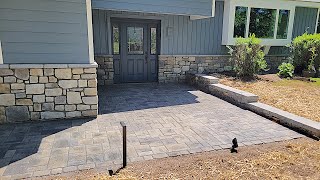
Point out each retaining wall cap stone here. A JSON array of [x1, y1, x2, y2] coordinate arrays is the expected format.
[[209, 84, 259, 103], [248, 102, 320, 137]]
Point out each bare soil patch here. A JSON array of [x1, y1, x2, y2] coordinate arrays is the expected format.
[[44, 138, 319, 179], [218, 75, 320, 122]]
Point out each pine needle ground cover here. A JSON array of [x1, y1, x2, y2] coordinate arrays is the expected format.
[[46, 138, 320, 179], [220, 77, 320, 122]]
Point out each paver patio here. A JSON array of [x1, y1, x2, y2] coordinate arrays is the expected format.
[[0, 83, 304, 179]]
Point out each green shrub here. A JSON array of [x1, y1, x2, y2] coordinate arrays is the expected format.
[[227, 34, 267, 78], [278, 62, 295, 78], [289, 33, 320, 77]]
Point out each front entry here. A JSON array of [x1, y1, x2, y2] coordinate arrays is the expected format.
[[112, 19, 160, 83]]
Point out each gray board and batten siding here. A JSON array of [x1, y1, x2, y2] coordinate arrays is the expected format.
[[292, 7, 318, 38], [93, 1, 228, 56], [269, 6, 319, 55], [93, 2, 319, 56], [91, 0, 214, 17], [0, 0, 91, 64]]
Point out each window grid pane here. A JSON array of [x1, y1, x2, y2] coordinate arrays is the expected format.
[[151, 28, 157, 54], [234, 6, 248, 38], [127, 27, 144, 55], [277, 10, 290, 39], [112, 25, 119, 55], [249, 8, 277, 38]]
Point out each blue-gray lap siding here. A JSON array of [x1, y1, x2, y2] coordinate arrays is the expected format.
[[92, 0, 213, 17], [0, 0, 91, 64], [93, 3, 319, 56]]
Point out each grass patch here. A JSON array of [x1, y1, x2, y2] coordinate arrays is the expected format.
[[311, 78, 320, 86], [273, 79, 318, 87]]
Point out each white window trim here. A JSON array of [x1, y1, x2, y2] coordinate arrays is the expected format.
[[0, 41, 3, 64], [222, 0, 297, 46], [315, 8, 320, 33]]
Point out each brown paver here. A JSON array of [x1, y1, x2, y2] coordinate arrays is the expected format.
[[0, 83, 304, 179]]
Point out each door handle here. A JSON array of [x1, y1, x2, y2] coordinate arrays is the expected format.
[[145, 53, 148, 64]]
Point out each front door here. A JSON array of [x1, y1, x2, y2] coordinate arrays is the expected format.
[[112, 20, 159, 83]]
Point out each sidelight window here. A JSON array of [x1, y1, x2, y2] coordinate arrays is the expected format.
[[112, 25, 119, 55], [151, 28, 157, 54]]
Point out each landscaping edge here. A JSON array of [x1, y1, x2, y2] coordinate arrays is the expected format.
[[187, 74, 320, 138]]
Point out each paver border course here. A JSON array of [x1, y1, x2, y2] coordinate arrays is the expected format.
[[187, 74, 320, 138]]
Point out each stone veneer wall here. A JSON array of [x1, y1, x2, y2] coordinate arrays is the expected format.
[[159, 55, 288, 83], [0, 63, 98, 123], [158, 55, 232, 83], [94, 55, 287, 84], [95, 56, 114, 85], [265, 56, 289, 73]]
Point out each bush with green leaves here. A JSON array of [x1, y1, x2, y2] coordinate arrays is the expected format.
[[289, 33, 320, 77], [277, 62, 295, 78], [227, 34, 267, 78]]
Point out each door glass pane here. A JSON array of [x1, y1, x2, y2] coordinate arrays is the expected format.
[[277, 10, 290, 39], [249, 8, 277, 38], [113, 25, 119, 54], [151, 28, 157, 54], [127, 27, 143, 54], [234, 6, 248, 38]]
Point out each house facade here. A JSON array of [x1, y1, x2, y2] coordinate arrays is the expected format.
[[0, 0, 320, 123]]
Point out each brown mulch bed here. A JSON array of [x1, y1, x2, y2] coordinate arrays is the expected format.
[[44, 138, 320, 179], [218, 74, 320, 122]]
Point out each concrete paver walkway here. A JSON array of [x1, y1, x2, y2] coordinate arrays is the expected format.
[[0, 84, 303, 179]]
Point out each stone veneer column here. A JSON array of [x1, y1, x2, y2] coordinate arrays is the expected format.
[[0, 63, 98, 123], [95, 55, 114, 85]]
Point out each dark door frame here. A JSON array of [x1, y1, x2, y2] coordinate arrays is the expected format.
[[111, 18, 161, 83]]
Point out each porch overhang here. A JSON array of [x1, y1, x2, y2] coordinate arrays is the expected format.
[[91, 0, 216, 18]]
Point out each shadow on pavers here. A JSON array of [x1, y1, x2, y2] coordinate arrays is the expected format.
[[98, 83, 200, 114], [0, 117, 95, 169]]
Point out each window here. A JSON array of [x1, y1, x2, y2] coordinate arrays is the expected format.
[[151, 28, 157, 54], [112, 25, 119, 55], [234, 6, 248, 38], [249, 8, 277, 38], [277, 10, 290, 39], [223, 0, 296, 46], [127, 27, 144, 54], [233, 7, 290, 39]]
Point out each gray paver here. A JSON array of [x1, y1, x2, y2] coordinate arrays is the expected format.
[[0, 83, 305, 178]]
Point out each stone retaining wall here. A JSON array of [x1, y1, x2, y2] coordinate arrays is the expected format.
[[95, 56, 114, 85], [0, 63, 98, 123]]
